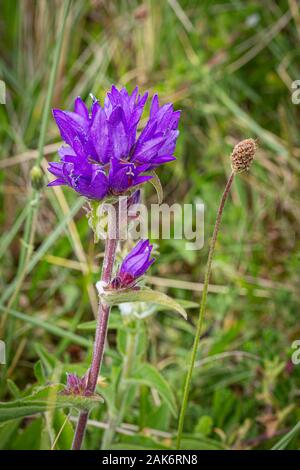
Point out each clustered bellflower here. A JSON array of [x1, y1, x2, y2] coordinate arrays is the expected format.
[[48, 86, 180, 200], [48, 88, 180, 449], [110, 239, 155, 290]]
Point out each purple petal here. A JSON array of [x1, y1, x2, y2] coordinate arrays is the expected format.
[[47, 178, 66, 187], [118, 239, 154, 282], [90, 104, 110, 164], [74, 97, 89, 120], [108, 107, 130, 160], [52, 109, 86, 158], [132, 174, 153, 186], [123, 239, 149, 259], [48, 162, 64, 178], [73, 169, 109, 200], [150, 94, 160, 118], [133, 136, 165, 162], [58, 145, 76, 160]]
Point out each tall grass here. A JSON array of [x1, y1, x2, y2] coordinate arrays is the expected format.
[[0, 0, 300, 450]]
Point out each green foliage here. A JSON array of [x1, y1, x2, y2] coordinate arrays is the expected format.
[[128, 363, 177, 417], [0, 385, 103, 424], [0, 0, 300, 450], [103, 287, 188, 319], [195, 415, 213, 437]]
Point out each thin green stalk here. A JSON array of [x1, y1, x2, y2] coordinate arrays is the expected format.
[[176, 172, 235, 449], [101, 328, 137, 450]]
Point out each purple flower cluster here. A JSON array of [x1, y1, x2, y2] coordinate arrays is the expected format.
[[48, 86, 180, 200], [110, 239, 155, 289], [63, 373, 89, 396]]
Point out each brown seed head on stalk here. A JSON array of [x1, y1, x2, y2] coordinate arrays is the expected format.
[[231, 138, 256, 173]]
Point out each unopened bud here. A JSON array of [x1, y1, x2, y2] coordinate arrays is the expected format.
[[30, 165, 44, 190], [231, 139, 256, 174]]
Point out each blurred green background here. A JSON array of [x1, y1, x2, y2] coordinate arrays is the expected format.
[[0, 0, 300, 450]]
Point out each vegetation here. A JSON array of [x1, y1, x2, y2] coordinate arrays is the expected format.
[[0, 0, 299, 450]]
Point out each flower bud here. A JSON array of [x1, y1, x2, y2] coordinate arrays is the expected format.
[[110, 239, 155, 290], [30, 165, 44, 190], [63, 373, 89, 396], [231, 139, 256, 174]]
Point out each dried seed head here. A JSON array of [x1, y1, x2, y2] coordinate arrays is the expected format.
[[231, 138, 256, 174]]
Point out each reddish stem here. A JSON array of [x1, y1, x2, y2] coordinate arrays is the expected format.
[[72, 210, 119, 450]]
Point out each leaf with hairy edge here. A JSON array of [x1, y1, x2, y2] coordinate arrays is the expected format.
[[77, 300, 195, 331], [127, 363, 177, 417], [0, 385, 103, 424], [102, 287, 187, 320]]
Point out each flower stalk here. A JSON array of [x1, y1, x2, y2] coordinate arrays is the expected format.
[[176, 139, 256, 449], [72, 208, 119, 450], [176, 172, 234, 449]]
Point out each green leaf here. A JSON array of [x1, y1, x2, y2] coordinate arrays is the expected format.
[[0, 385, 103, 424], [35, 343, 58, 374], [110, 443, 166, 450], [87, 200, 108, 243], [110, 434, 170, 450], [140, 401, 171, 431], [155, 299, 198, 312], [6, 380, 21, 399], [52, 409, 74, 450], [128, 363, 177, 417], [0, 420, 20, 449], [111, 441, 169, 450], [77, 320, 97, 331], [272, 420, 300, 450], [103, 288, 187, 320], [117, 328, 127, 356], [135, 327, 147, 357], [78, 300, 194, 332], [178, 435, 226, 450], [175, 299, 199, 309], [194, 415, 213, 436], [116, 328, 147, 358], [34, 360, 46, 385], [148, 171, 163, 204], [12, 417, 43, 450]]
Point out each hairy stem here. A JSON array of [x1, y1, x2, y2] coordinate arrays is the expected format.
[[72, 208, 119, 450], [176, 172, 235, 449]]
